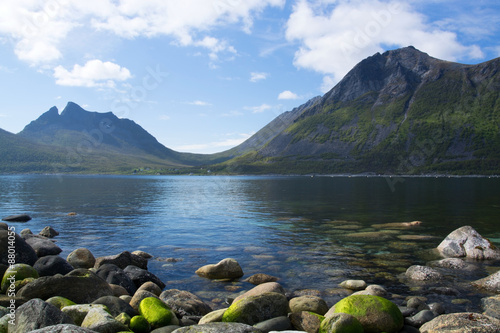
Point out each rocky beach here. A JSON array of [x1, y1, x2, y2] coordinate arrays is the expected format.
[[0, 217, 499, 333]]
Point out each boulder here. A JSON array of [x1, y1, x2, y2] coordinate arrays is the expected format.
[[124, 264, 166, 289], [1, 263, 39, 293], [195, 258, 244, 280], [328, 295, 403, 333], [66, 248, 96, 269], [437, 226, 500, 260], [23, 234, 62, 257], [245, 273, 278, 285], [405, 265, 442, 281], [473, 270, 500, 293], [39, 226, 59, 238], [233, 282, 286, 303], [109, 283, 129, 297], [222, 292, 290, 325], [172, 322, 263, 332], [95, 263, 137, 295], [24, 324, 97, 332], [2, 214, 31, 222], [160, 289, 212, 317], [289, 311, 323, 332], [33, 255, 74, 276], [45, 296, 76, 310], [80, 306, 129, 333], [289, 295, 329, 315], [139, 297, 178, 329], [339, 279, 367, 291], [254, 316, 292, 332], [132, 250, 153, 259], [138, 281, 162, 296], [9, 298, 74, 333], [130, 290, 159, 312], [92, 295, 137, 317], [61, 304, 109, 326], [0, 230, 38, 266], [130, 315, 151, 333], [319, 313, 364, 333], [199, 308, 228, 324], [94, 250, 147, 270], [16, 268, 114, 304], [420, 312, 500, 332], [482, 295, 500, 320]]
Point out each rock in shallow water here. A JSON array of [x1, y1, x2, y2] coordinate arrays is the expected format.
[[405, 265, 442, 281], [195, 258, 244, 280], [437, 226, 500, 260]]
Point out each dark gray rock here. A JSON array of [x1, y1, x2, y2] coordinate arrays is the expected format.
[[39, 226, 59, 238], [9, 298, 74, 333], [437, 226, 500, 260], [23, 234, 62, 257], [405, 310, 436, 328], [95, 264, 137, 295], [253, 316, 292, 332], [124, 264, 166, 289], [94, 250, 147, 270], [0, 222, 8, 230], [2, 214, 31, 222], [160, 289, 212, 317], [33, 255, 74, 276], [17, 268, 113, 304], [0, 230, 38, 266], [66, 248, 96, 269], [92, 295, 137, 317]]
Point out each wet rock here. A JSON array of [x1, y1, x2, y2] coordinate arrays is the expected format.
[[420, 312, 500, 332], [405, 309, 436, 327], [39, 226, 59, 238], [33, 255, 74, 276], [319, 313, 364, 333], [94, 250, 147, 270], [429, 258, 478, 271], [160, 289, 212, 317], [95, 263, 137, 295], [62, 304, 109, 326], [172, 322, 263, 332], [2, 214, 31, 222], [482, 295, 500, 320], [289, 311, 323, 332], [405, 265, 442, 281], [245, 273, 278, 285], [124, 264, 166, 289], [233, 282, 286, 303], [254, 316, 292, 332], [472, 270, 500, 293], [23, 234, 62, 257], [9, 298, 74, 333], [16, 268, 114, 304], [0, 230, 38, 266], [222, 292, 290, 325], [372, 221, 422, 229], [289, 295, 329, 315], [437, 226, 500, 260], [195, 258, 244, 280], [92, 295, 137, 317], [327, 295, 404, 333], [81, 306, 129, 333], [66, 248, 96, 269], [339, 279, 367, 291]]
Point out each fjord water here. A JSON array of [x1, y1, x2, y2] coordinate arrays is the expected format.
[[1, 175, 499, 311]]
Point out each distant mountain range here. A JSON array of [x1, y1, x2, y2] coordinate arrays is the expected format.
[[1, 46, 499, 175]]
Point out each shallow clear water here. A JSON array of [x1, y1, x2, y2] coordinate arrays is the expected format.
[[1, 175, 499, 312]]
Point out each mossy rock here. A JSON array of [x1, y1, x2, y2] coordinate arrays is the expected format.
[[130, 315, 151, 333], [320, 313, 364, 333], [222, 292, 290, 325], [116, 312, 132, 326], [138, 297, 177, 329], [46, 296, 76, 309], [332, 295, 403, 333], [1, 264, 38, 293]]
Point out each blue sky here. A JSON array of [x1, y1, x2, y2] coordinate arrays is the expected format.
[[0, 0, 499, 154]]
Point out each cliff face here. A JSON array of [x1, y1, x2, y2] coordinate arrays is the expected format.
[[219, 46, 500, 174]]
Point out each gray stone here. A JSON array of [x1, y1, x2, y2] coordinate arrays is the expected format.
[[26, 324, 97, 332], [172, 322, 263, 332], [33, 255, 74, 276], [151, 326, 181, 333], [94, 250, 147, 270], [132, 250, 153, 259], [130, 290, 159, 312], [405, 310, 436, 328], [109, 283, 129, 297], [253, 316, 292, 332], [339, 279, 367, 290], [420, 312, 500, 332], [195, 258, 244, 280], [9, 298, 74, 333], [233, 282, 286, 303], [23, 234, 62, 257], [66, 248, 95, 269], [405, 265, 442, 281], [61, 304, 109, 326], [289, 295, 329, 315], [473, 270, 500, 293], [352, 284, 388, 297], [482, 295, 500, 319], [199, 308, 228, 324], [429, 303, 446, 315], [289, 311, 323, 333], [95, 263, 137, 295], [124, 264, 166, 289], [245, 273, 278, 285], [437, 226, 500, 260], [406, 297, 430, 312], [0, 230, 38, 266], [39, 226, 59, 238], [138, 281, 162, 296], [160, 289, 212, 317], [81, 307, 129, 333], [92, 295, 137, 317], [429, 258, 478, 271]]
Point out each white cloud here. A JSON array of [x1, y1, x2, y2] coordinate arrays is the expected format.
[[174, 132, 253, 153], [250, 72, 268, 82], [53, 59, 132, 88], [278, 90, 299, 100], [245, 103, 272, 113], [188, 100, 212, 106], [286, 0, 484, 86]]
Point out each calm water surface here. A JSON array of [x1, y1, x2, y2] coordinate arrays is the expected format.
[[1, 175, 499, 311]]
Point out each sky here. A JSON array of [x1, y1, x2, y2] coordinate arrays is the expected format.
[[0, 0, 499, 154]]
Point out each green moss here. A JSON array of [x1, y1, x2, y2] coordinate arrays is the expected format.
[[130, 315, 150, 333], [1, 264, 39, 293], [138, 297, 175, 329]]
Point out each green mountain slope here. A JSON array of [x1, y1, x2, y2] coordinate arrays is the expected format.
[[215, 46, 500, 175]]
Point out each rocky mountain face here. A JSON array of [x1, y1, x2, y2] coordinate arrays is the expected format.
[[219, 46, 500, 174]]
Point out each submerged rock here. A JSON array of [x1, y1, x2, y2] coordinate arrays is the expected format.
[[2, 214, 31, 222], [437, 226, 500, 260], [245, 273, 278, 285]]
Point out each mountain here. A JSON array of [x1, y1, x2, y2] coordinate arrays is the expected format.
[[215, 46, 500, 174]]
